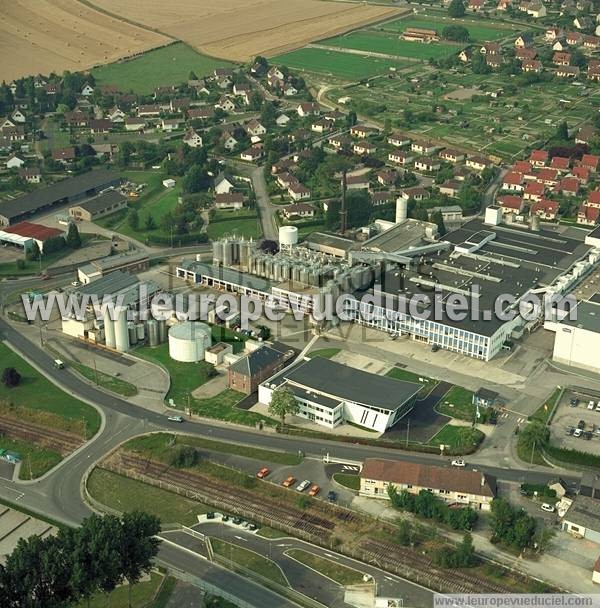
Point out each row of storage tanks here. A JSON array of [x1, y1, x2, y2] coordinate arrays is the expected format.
[[103, 307, 169, 353]]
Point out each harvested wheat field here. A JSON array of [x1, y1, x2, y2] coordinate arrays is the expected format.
[[88, 0, 403, 61], [0, 0, 169, 82]]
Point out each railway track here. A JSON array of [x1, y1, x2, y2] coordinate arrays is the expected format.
[[360, 539, 512, 594], [103, 452, 340, 542], [0, 417, 83, 456]]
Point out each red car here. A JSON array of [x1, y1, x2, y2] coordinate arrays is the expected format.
[[308, 484, 320, 497], [282, 476, 296, 488], [256, 467, 270, 479]]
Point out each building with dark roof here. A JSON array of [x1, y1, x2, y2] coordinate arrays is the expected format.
[[360, 458, 497, 510], [562, 496, 600, 544], [228, 344, 294, 395], [69, 189, 127, 222], [259, 357, 421, 432], [0, 169, 120, 225]]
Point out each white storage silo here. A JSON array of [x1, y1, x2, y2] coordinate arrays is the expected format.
[[168, 322, 212, 363], [147, 319, 160, 347], [104, 315, 116, 349], [395, 197, 408, 224], [279, 226, 299, 248], [114, 307, 130, 353]]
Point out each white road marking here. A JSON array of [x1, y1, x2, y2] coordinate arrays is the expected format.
[[0, 486, 24, 500], [234, 535, 247, 542]]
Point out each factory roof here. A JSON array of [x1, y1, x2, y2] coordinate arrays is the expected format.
[[303, 232, 356, 253], [267, 357, 421, 412], [362, 219, 433, 253], [70, 189, 126, 214], [564, 496, 600, 531], [5, 221, 63, 241], [0, 169, 119, 222], [78, 251, 149, 276], [229, 344, 292, 377], [179, 261, 272, 294], [75, 270, 138, 296], [558, 300, 600, 333]]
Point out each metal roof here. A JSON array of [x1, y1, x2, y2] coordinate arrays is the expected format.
[[71, 189, 126, 214]]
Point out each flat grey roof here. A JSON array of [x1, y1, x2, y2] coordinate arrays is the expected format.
[[268, 357, 421, 412], [0, 169, 120, 221], [303, 232, 356, 252], [180, 260, 272, 293], [75, 270, 138, 296], [79, 251, 149, 276], [559, 300, 600, 333], [72, 189, 126, 214]]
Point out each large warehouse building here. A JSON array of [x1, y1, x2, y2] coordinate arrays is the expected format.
[[258, 357, 421, 432], [0, 169, 120, 226]]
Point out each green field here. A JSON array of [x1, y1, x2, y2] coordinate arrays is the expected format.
[[380, 15, 516, 42], [0, 437, 61, 480], [287, 549, 364, 586], [206, 217, 261, 240], [0, 343, 101, 438], [429, 425, 484, 449], [322, 32, 462, 60], [92, 42, 235, 95], [273, 47, 407, 79]]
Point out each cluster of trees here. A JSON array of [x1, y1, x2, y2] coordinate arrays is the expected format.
[[325, 190, 373, 232], [0, 511, 160, 607], [268, 386, 300, 426], [388, 486, 478, 531], [442, 25, 470, 42], [432, 532, 477, 568], [448, 0, 466, 18], [26, 223, 81, 263], [1, 367, 21, 388], [489, 497, 537, 552]]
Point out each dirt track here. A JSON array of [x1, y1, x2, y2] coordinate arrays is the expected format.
[[87, 0, 402, 61], [0, 0, 169, 82]]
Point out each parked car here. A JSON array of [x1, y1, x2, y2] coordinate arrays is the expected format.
[[578, 420, 586, 429], [588, 401, 595, 410], [451, 459, 466, 467], [232, 517, 243, 525], [247, 523, 258, 531], [282, 476, 296, 488], [569, 398, 579, 407], [296, 479, 311, 492], [595, 403, 600, 412], [308, 484, 320, 497], [167, 415, 184, 423], [541, 503, 555, 513], [565, 426, 575, 435], [573, 428, 583, 438], [327, 490, 337, 502], [256, 467, 270, 479], [431, 344, 440, 352]]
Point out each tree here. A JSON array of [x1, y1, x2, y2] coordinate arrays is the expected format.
[[518, 420, 549, 461], [471, 52, 490, 74], [66, 222, 82, 249], [169, 444, 199, 468], [455, 532, 476, 567], [442, 25, 470, 42], [396, 519, 412, 546], [144, 214, 157, 231], [556, 120, 569, 141], [268, 386, 299, 426], [448, 0, 466, 17], [26, 240, 40, 262], [2, 367, 21, 388], [182, 165, 208, 194], [127, 208, 139, 231], [119, 512, 161, 607]]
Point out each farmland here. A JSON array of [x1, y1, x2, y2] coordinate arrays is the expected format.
[[380, 15, 519, 42], [273, 47, 407, 80], [88, 0, 402, 61], [322, 31, 462, 61], [0, 0, 168, 82], [92, 43, 235, 94]]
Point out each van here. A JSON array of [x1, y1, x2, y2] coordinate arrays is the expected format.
[[54, 359, 65, 369]]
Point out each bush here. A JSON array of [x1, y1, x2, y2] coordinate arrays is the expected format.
[[169, 445, 199, 468], [2, 367, 21, 388]]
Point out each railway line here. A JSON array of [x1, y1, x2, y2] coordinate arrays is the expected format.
[[0, 417, 83, 456]]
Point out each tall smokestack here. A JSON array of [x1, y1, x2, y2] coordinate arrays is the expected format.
[[340, 170, 348, 235]]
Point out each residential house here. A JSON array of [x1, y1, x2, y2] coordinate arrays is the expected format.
[[414, 157, 441, 172], [522, 59, 543, 72], [346, 174, 370, 190], [524, 180, 545, 201], [531, 199, 558, 220], [6, 154, 25, 169], [388, 151, 412, 166], [228, 344, 293, 395], [574, 15, 593, 30], [468, 0, 485, 11], [329, 134, 351, 150], [581, 154, 600, 172], [515, 33, 534, 48], [311, 119, 332, 134], [107, 107, 125, 123], [516, 48, 537, 61], [553, 51, 572, 65], [137, 104, 161, 117], [550, 156, 570, 171], [573, 165, 590, 183], [276, 114, 290, 127], [498, 194, 525, 213], [215, 96, 236, 112], [529, 150, 549, 166], [52, 147, 76, 164], [183, 127, 203, 148], [245, 119, 267, 137], [388, 132, 412, 147], [439, 148, 465, 163], [466, 156, 491, 171], [297, 102, 320, 117], [124, 117, 146, 132], [288, 183, 311, 201], [502, 172, 525, 191], [188, 107, 215, 121], [588, 191, 600, 208], [578, 203, 600, 226], [215, 193, 244, 210], [170, 98, 191, 113], [566, 31, 584, 45], [401, 186, 429, 202], [519, 0, 546, 16], [81, 83, 94, 96], [536, 167, 559, 185], [438, 180, 461, 198], [240, 146, 264, 162], [428, 205, 463, 223], [486, 55, 502, 68], [233, 84, 251, 105], [18, 167, 41, 184], [481, 43, 501, 55], [546, 26, 564, 41], [282, 203, 314, 219], [214, 173, 236, 195], [161, 118, 181, 132], [371, 191, 395, 206], [459, 48, 473, 63], [575, 126, 597, 145], [221, 129, 239, 151], [377, 170, 398, 187], [353, 142, 377, 156], [359, 458, 497, 511], [554, 176, 580, 196], [64, 110, 89, 127], [411, 140, 437, 155], [10, 109, 25, 124], [584, 35, 600, 49], [557, 66, 581, 78], [350, 125, 371, 139], [89, 119, 112, 134], [553, 39, 568, 51]]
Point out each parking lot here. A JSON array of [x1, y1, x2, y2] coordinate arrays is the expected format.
[[550, 388, 600, 455]]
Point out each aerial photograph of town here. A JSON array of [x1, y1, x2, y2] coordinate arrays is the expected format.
[[2, 0, 600, 606]]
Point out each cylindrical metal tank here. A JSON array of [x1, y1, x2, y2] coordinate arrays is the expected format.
[[212, 240, 224, 265], [158, 319, 167, 343], [147, 319, 160, 347], [168, 321, 212, 363], [114, 307, 130, 353], [396, 197, 408, 224], [239, 241, 250, 268], [104, 315, 116, 349], [136, 323, 145, 342], [279, 225, 299, 248], [222, 240, 232, 267], [292, 266, 301, 283], [128, 322, 137, 346]]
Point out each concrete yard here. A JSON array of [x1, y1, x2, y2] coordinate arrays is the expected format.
[[0, 506, 57, 565]]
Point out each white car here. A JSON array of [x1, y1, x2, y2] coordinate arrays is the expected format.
[[167, 415, 184, 423], [588, 401, 595, 410], [573, 428, 583, 437], [71, 281, 80, 287], [451, 459, 466, 467], [296, 479, 311, 492], [541, 503, 555, 513]]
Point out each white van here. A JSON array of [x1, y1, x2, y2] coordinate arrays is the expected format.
[[53, 359, 65, 369]]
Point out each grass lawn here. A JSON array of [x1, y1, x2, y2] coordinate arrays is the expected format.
[[286, 549, 364, 586], [211, 538, 288, 587], [385, 366, 435, 397], [92, 42, 236, 95], [0, 247, 73, 278], [68, 360, 138, 398], [76, 572, 166, 608], [322, 32, 461, 60], [333, 473, 360, 491], [210, 325, 247, 354], [0, 343, 101, 438], [206, 218, 261, 240], [307, 348, 341, 359], [133, 342, 215, 405], [87, 468, 207, 525], [257, 527, 287, 539], [0, 437, 61, 480], [191, 389, 276, 427], [529, 388, 561, 425], [437, 386, 476, 422], [428, 424, 484, 450], [124, 432, 302, 466], [272, 47, 407, 79]]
